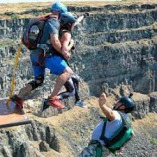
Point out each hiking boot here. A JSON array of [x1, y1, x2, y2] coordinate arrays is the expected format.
[[47, 96, 65, 109], [11, 95, 23, 109], [75, 101, 86, 108]]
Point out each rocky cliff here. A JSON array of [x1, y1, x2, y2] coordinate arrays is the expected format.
[[0, 3, 157, 97], [0, 3, 157, 157]]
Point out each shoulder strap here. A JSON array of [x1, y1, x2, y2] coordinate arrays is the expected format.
[[100, 112, 131, 147], [100, 118, 109, 145], [118, 111, 131, 128], [96, 142, 102, 157], [105, 112, 131, 147]]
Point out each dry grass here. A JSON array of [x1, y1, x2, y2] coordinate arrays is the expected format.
[[0, 0, 156, 19], [65, 0, 157, 6], [0, 2, 51, 19], [133, 113, 157, 131]]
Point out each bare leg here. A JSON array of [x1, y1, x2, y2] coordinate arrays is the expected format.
[[11, 83, 33, 109], [50, 66, 73, 98], [17, 75, 44, 99], [18, 84, 32, 99]]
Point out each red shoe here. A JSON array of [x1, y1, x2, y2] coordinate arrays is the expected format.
[[47, 96, 65, 109], [11, 95, 23, 109]]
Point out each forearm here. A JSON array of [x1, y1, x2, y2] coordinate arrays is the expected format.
[[100, 104, 113, 118], [62, 48, 69, 56], [67, 42, 74, 51], [50, 33, 62, 54], [52, 39, 62, 54], [62, 39, 73, 54], [61, 33, 73, 55], [61, 42, 72, 57], [99, 93, 115, 120]]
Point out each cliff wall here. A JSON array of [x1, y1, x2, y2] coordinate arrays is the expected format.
[[0, 4, 157, 98], [0, 3, 157, 157]]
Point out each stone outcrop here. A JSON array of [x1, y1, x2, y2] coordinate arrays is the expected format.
[[0, 3, 157, 157], [0, 3, 157, 97], [0, 121, 59, 157], [0, 104, 101, 157], [40, 82, 90, 118], [149, 92, 157, 112], [132, 92, 150, 119], [0, 95, 156, 157]]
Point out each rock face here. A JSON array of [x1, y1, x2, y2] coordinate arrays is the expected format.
[[149, 92, 157, 112], [0, 96, 156, 157], [0, 121, 59, 157], [0, 3, 157, 157], [0, 105, 101, 157], [132, 92, 150, 119], [0, 4, 157, 97]]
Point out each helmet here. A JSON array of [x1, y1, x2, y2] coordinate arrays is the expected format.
[[51, 2, 67, 15], [118, 93, 135, 113], [60, 12, 77, 29]]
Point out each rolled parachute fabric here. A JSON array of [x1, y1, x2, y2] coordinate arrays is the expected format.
[[74, 12, 89, 26]]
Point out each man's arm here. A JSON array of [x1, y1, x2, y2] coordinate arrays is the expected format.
[[62, 32, 74, 52], [50, 33, 62, 53], [99, 93, 115, 121], [61, 32, 74, 60]]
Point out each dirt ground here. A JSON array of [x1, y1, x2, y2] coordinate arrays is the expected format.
[[27, 97, 157, 157]]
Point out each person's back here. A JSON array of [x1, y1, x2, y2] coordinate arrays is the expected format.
[[30, 17, 60, 66], [40, 18, 59, 49]]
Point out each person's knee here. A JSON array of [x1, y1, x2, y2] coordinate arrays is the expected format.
[[64, 66, 73, 75], [65, 84, 75, 96], [65, 81, 75, 96], [71, 74, 80, 83], [61, 67, 73, 81], [28, 75, 44, 90], [69, 89, 75, 96]]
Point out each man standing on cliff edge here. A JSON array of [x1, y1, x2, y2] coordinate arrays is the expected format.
[[11, 2, 74, 109]]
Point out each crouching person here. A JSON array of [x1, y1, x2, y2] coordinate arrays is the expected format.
[[79, 93, 134, 157]]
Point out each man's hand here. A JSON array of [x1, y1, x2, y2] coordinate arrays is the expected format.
[[99, 93, 107, 107], [70, 39, 75, 51], [64, 52, 71, 60], [99, 93, 115, 121], [70, 39, 74, 46]]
